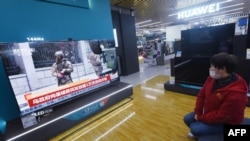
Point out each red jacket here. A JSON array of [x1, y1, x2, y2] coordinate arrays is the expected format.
[[195, 74, 248, 124]]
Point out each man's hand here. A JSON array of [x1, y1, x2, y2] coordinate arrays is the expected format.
[[57, 73, 63, 78], [194, 114, 198, 120], [60, 69, 65, 74]]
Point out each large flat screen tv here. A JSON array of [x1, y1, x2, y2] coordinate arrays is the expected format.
[[0, 40, 119, 117], [181, 23, 235, 57], [174, 57, 250, 90], [174, 57, 210, 87]]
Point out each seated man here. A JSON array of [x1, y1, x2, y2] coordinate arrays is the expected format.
[[183, 52, 248, 139]]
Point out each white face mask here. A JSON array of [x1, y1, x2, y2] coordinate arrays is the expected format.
[[209, 70, 221, 79]]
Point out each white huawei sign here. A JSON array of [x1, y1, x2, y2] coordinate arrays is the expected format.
[[177, 3, 220, 19]]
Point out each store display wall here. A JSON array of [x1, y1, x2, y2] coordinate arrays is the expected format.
[[165, 17, 250, 106]]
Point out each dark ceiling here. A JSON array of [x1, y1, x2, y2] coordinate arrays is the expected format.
[[110, 0, 250, 30]]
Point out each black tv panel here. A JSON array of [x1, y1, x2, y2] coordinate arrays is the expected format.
[[181, 23, 235, 57]]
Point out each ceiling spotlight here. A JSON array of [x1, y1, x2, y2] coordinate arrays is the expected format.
[[135, 20, 152, 25]]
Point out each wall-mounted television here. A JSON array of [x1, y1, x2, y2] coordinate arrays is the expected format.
[[181, 23, 235, 57], [0, 40, 119, 117]]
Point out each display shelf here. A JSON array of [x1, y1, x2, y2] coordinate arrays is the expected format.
[[164, 81, 200, 96], [3, 82, 133, 141], [164, 81, 250, 106]]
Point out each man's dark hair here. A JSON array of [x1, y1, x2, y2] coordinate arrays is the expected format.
[[210, 52, 238, 74]]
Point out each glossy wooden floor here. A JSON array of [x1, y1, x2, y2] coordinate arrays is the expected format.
[[50, 75, 250, 141]]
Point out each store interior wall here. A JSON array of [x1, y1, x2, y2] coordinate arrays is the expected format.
[[166, 25, 188, 42], [0, 0, 114, 122]]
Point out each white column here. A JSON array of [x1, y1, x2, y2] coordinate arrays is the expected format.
[[78, 41, 94, 74], [14, 43, 39, 90], [166, 24, 188, 42]]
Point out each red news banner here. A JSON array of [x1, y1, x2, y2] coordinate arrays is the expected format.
[[26, 75, 111, 107]]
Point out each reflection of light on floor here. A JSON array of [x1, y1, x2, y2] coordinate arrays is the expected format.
[[156, 83, 164, 88], [138, 56, 144, 64], [71, 103, 133, 141], [141, 86, 164, 94], [144, 94, 157, 100], [94, 112, 135, 141]]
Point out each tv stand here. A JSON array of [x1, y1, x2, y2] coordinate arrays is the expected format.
[[164, 81, 200, 96], [164, 81, 250, 106], [3, 82, 133, 141]]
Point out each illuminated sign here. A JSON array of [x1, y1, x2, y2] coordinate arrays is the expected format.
[[178, 3, 220, 19]]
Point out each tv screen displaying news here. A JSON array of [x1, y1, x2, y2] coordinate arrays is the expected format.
[[0, 40, 119, 116]]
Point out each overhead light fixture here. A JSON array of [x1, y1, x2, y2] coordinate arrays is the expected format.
[[148, 22, 173, 28], [176, 0, 209, 9], [135, 20, 152, 25], [160, 22, 174, 26], [219, 3, 244, 10], [188, 11, 249, 27], [138, 22, 161, 28], [189, 11, 243, 23], [220, 0, 233, 4]]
